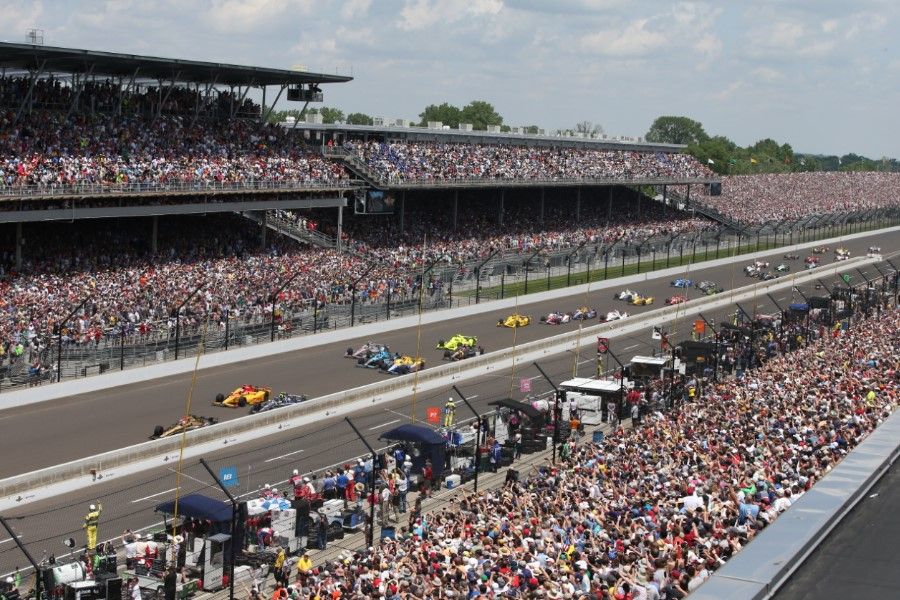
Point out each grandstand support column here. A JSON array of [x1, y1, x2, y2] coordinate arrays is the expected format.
[[259, 211, 267, 250], [15, 223, 23, 270], [499, 190, 505, 226], [399, 191, 405, 233], [607, 187, 613, 222], [663, 184, 667, 206], [337, 205, 344, 251], [453, 190, 459, 229], [14, 59, 46, 123], [540, 187, 545, 224], [151, 216, 158, 255], [576, 188, 581, 220]]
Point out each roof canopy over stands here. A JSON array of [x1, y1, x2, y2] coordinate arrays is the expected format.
[[0, 41, 352, 86]]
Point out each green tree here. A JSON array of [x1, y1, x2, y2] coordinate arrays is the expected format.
[[645, 116, 709, 145], [461, 100, 503, 130], [524, 125, 540, 134], [266, 108, 305, 124], [575, 120, 604, 136], [687, 135, 738, 174], [316, 107, 345, 124], [419, 102, 463, 127], [346, 112, 374, 126]]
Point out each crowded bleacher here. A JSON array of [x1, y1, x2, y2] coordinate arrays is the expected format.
[[276, 308, 898, 599], [692, 172, 900, 225], [346, 140, 714, 184]]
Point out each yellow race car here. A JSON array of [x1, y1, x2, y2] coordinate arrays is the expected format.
[[151, 414, 217, 439], [214, 385, 272, 408], [497, 313, 532, 328], [629, 294, 655, 306]]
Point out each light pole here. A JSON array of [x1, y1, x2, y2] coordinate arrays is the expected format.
[[56, 296, 90, 382], [174, 284, 204, 360]]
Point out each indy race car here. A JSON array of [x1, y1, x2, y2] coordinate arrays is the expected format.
[[382, 355, 426, 375], [541, 311, 572, 325], [250, 392, 309, 414], [443, 345, 482, 361], [665, 294, 688, 305], [497, 313, 532, 328], [775, 263, 790, 272], [629, 294, 654, 306], [834, 247, 850, 261], [572, 307, 597, 320], [813, 246, 829, 254], [783, 253, 800, 260], [696, 281, 722, 295], [671, 278, 694, 288], [214, 385, 271, 408], [804, 255, 820, 265], [604, 310, 628, 321], [868, 246, 882, 258], [615, 289, 640, 301], [357, 348, 395, 369], [759, 272, 778, 280], [346, 341, 389, 360], [436, 334, 477, 351], [151, 414, 217, 439]]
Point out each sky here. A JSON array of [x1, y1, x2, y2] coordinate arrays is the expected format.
[[1, 0, 897, 158]]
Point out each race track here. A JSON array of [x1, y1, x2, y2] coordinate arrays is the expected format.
[[0, 229, 894, 478]]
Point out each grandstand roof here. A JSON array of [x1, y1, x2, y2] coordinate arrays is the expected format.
[[0, 42, 352, 86]]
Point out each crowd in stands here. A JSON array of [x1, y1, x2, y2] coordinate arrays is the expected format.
[[692, 172, 900, 225], [0, 192, 711, 368], [0, 76, 348, 192], [347, 140, 715, 184], [279, 307, 898, 599]]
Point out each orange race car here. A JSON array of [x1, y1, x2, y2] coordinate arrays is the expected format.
[[213, 384, 272, 408]]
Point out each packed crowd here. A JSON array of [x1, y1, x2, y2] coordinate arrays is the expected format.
[[693, 172, 900, 224], [0, 192, 711, 364], [347, 141, 715, 184], [280, 308, 898, 599], [0, 76, 348, 192]]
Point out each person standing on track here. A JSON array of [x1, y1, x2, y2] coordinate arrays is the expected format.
[[83, 502, 102, 552], [443, 398, 456, 428]]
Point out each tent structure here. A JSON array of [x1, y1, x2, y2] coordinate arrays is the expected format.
[[156, 494, 233, 523], [488, 398, 545, 427], [380, 424, 447, 480]]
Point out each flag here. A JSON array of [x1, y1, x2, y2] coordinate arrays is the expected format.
[[750, 158, 758, 164], [707, 158, 715, 165], [841, 274, 852, 284]]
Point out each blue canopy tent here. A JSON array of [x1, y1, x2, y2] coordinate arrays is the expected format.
[[156, 494, 240, 550], [380, 424, 447, 480]]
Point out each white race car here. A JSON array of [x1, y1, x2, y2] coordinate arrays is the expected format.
[[614, 289, 639, 301], [604, 310, 629, 321]]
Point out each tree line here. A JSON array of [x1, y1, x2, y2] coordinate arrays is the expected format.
[[645, 116, 898, 174]]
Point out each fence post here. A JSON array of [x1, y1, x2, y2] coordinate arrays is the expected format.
[[120, 330, 125, 371], [224, 313, 230, 350], [546, 264, 551, 291], [501, 271, 506, 299]]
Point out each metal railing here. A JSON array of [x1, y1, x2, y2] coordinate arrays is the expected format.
[[0, 179, 358, 200]]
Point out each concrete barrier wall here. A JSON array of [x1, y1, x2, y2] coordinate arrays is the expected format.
[[3, 225, 894, 412], [0, 255, 875, 498]]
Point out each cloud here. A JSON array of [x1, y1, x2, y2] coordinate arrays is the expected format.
[[340, 0, 371, 19], [0, 0, 45, 41], [206, 0, 313, 34], [580, 18, 667, 57], [398, 0, 503, 31]]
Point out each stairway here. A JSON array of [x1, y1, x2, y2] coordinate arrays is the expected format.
[[241, 210, 337, 249], [323, 146, 387, 188]]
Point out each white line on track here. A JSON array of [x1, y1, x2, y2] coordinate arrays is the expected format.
[[165, 468, 207, 486], [0, 538, 12, 545], [368, 419, 401, 431], [130, 487, 179, 503], [467, 395, 479, 400], [263, 449, 306, 463], [624, 344, 639, 350]]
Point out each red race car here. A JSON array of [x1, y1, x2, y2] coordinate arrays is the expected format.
[[665, 294, 688, 305]]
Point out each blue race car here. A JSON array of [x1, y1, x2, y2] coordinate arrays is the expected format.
[[358, 349, 394, 369], [671, 278, 694, 288]]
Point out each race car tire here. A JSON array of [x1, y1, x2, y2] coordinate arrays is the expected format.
[[250, 404, 261, 413], [238, 396, 247, 407], [357, 357, 365, 365], [346, 347, 353, 356], [215, 393, 225, 404], [152, 425, 164, 438], [443, 350, 452, 359], [263, 391, 270, 402]]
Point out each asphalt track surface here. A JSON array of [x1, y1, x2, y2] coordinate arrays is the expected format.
[[0, 229, 895, 479], [773, 459, 900, 599], [0, 230, 895, 576]]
